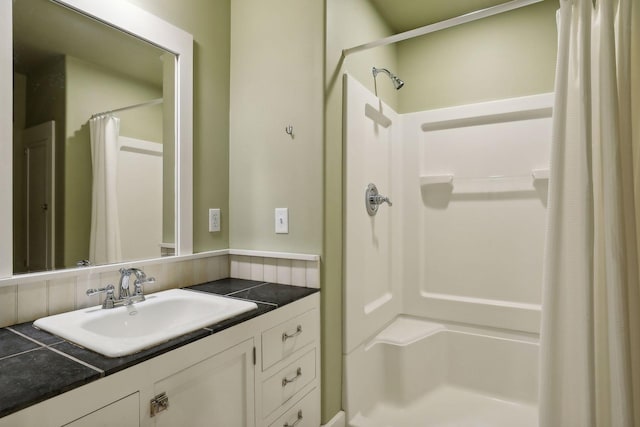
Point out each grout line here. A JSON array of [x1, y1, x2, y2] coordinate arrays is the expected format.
[[7, 327, 104, 375], [45, 345, 105, 375], [0, 347, 41, 362], [221, 295, 278, 307], [169, 284, 278, 307], [6, 327, 63, 347], [225, 282, 269, 296]]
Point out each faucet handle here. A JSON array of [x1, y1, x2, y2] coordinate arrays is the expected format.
[[133, 280, 145, 297], [86, 284, 115, 296], [86, 284, 116, 309], [133, 276, 154, 299]]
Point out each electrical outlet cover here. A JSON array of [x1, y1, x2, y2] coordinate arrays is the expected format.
[[209, 209, 220, 232]]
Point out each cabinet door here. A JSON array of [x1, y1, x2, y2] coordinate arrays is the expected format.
[[64, 393, 139, 427], [152, 339, 255, 427]]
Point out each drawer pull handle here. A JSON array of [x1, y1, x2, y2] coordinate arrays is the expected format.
[[282, 367, 302, 387], [284, 410, 303, 427], [282, 325, 303, 342]]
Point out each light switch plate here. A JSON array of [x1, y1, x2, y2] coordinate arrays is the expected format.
[[275, 208, 288, 234]]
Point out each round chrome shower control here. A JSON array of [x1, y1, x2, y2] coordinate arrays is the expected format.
[[365, 183, 392, 216]]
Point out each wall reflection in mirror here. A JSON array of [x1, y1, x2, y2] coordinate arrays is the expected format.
[[12, 0, 176, 274]]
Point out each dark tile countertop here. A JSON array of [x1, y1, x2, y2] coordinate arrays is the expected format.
[[0, 279, 318, 419]]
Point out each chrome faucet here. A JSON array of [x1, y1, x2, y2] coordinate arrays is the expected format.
[[86, 267, 156, 309]]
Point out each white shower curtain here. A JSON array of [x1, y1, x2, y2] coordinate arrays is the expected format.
[[89, 115, 122, 265], [539, 0, 640, 426]]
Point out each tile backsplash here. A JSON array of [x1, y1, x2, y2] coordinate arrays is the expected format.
[[229, 255, 320, 288], [0, 251, 321, 328]]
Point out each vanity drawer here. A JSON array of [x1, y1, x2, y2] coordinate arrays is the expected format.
[[268, 388, 320, 427], [262, 308, 318, 371], [262, 349, 316, 417]]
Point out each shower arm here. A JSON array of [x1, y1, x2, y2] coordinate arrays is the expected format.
[[372, 67, 404, 90], [372, 67, 391, 79]]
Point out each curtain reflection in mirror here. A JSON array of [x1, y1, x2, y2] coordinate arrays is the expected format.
[[89, 115, 122, 265]]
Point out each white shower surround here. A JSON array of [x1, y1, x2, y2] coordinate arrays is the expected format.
[[342, 74, 553, 426]]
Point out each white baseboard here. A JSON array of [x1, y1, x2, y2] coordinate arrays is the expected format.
[[322, 411, 346, 427]]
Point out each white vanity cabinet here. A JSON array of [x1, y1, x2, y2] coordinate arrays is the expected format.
[[0, 292, 319, 427]]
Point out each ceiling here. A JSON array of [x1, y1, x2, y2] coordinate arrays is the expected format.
[[14, 0, 535, 85], [13, 0, 165, 86], [368, 0, 522, 33]]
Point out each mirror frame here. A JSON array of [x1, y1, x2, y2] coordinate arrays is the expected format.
[[0, 0, 193, 279]]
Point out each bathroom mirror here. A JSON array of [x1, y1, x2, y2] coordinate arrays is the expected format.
[[0, 0, 193, 278]]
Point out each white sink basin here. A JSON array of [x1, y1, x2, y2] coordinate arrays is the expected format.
[[34, 289, 258, 357]]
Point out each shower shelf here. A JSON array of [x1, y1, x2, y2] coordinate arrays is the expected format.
[[420, 168, 549, 193]]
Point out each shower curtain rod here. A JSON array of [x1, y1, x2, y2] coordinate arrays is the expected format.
[[342, 0, 543, 57], [90, 98, 163, 119]]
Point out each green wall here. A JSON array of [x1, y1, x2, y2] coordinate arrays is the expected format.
[[125, 0, 231, 253], [397, 0, 558, 112], [229, 0, 324, 255]]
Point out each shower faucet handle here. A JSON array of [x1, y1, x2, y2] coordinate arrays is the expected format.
[[365, 183, 392, 216], [371, 194, 392, 207]]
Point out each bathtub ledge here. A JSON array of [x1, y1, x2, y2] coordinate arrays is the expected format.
[[365, 316, 445, 350]]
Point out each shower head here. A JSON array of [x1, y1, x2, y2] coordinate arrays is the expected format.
[[372, 67, 404, 90]]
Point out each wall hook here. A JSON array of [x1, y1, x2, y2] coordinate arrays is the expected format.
[[285, 125, 294, 137]]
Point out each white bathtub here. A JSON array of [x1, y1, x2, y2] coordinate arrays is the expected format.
[[343, 316, 539, 427]]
